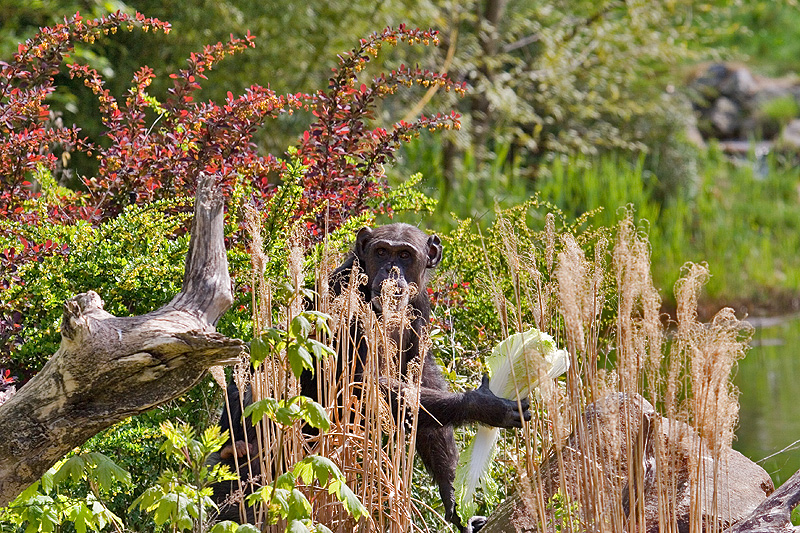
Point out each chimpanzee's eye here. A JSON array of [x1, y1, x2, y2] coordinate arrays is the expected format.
[[398, 250, 411, 261], [375, 247, 387, 257]]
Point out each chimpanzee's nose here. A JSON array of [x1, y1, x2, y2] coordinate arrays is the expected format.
[[387, 267, 408, 290]]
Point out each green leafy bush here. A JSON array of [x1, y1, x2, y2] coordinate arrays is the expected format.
[[432, 198, 614, 358], [131, 422, 240, 533], [1, 200, 191, 375], [1, 450, 132, 533]]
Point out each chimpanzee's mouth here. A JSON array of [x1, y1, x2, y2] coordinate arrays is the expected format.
[[371, 290, 409, 314]]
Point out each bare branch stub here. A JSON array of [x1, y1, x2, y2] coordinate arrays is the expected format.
[[0, 173, 244, 506], [723, 468, 800, 533]]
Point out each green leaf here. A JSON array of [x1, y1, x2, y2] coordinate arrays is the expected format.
[[152, 498, 172, 526], [304, 310, 332, 336], [12, 480, 42, 504], [186, 438, 205, 464], [153, 493, 179, 526], [212, 520, 261, 533], [34, 495, 58, 533], [313, 455, 342, 486], [53, 454, 86, 485], [171, 493, 195, 532], [40, 460, 62, 494], [307, 339, 335, 360], [293, 460, 314, 486], [275, 402, 300, 426], [330, 480, 367, 520], [130, 486, 161, 512], [293, 455, 343, 487], [89, 494, 119, 530], [65, 501, 91, 533], [288, 488, 312, 520], [85, 452, 132, 490], [201, 425, 230, 455], [263, 327, 286, 346], [287, 343, 313, 378], [245, 397, 279, 424], [210, 521, 240, 533], [271, 487, 292, 518], [290, 314, 312, 339], [250, 336, 270, 366], [287, 519, 313, 533], [208, 462, 239, 483], [297, 397, 331, 431], [275, 471, 296, 490], [299, 287, 317, 302], [246, 485, 274, 507], [158, 420, 193, 457]]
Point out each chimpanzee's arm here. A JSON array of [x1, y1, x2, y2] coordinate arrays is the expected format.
[[420, 376, 530, 428], [381, 373, 530, 429]]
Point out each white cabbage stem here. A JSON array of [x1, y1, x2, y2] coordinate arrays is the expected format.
[[454, 328, 570, 518]]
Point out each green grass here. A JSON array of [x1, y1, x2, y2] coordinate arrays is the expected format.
[[397, 140, 800, 313], [710, 2, 800, 76], [653, 147, 800, 309], [539, 148, 800, 311]]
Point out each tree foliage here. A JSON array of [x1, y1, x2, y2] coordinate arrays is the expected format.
[[0, 13, 462, 377]]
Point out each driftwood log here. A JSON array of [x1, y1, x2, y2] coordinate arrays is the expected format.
[[481, 480, 800, 533], [724, 468, 800, 533], [0, 174, 245, 506]]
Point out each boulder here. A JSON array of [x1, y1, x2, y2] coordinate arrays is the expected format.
[[689, 62, 800, 143], [709, 96, 741, 138], [779, 118, 800, 149], [480, 393, 774, 533]]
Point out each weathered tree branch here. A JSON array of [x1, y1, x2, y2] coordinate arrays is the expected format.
[[0, 174, 245, 506], [724, 468, 800, 533]]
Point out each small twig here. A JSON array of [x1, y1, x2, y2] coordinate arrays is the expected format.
[[757, 438, 800, 464]]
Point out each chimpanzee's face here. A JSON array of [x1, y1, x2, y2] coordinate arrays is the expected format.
[[355, 224, 442, 312]]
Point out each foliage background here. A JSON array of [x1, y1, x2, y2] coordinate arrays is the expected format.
[[2, 0, 800, 530]]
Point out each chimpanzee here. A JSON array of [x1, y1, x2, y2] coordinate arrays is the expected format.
[[208, 375, 259, 522], [213, 223, 530, 532], [309, 223, 531, 532]]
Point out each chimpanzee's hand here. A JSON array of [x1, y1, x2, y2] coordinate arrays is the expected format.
[[219, 440, 256, 460], [470, 375, 531, 428]]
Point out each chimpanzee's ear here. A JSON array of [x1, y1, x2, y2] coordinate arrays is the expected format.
[[426, 235, 442, 269], [355, 227, 373, 261]]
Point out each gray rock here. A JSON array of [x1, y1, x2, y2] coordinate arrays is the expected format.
[[481, 393, 774, 533], [779, 118, 800, 149], [689, 63, 800, 142], [637, 416, 774, 533], [709, 96, 742, 138], [719, 65, 758, 103]]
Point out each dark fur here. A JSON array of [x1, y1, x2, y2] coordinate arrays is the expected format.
[[306, 224, 530, 532], [210, 378, 259, 522], [212, 224, 530, 531]]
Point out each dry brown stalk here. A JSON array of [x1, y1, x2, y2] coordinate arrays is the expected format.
[[226, 210, 757, 533], [236, 229, 426, 531], [475, 212, 757, 533]]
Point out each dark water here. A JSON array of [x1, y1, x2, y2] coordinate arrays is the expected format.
[[734, 316, 800, 486]]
